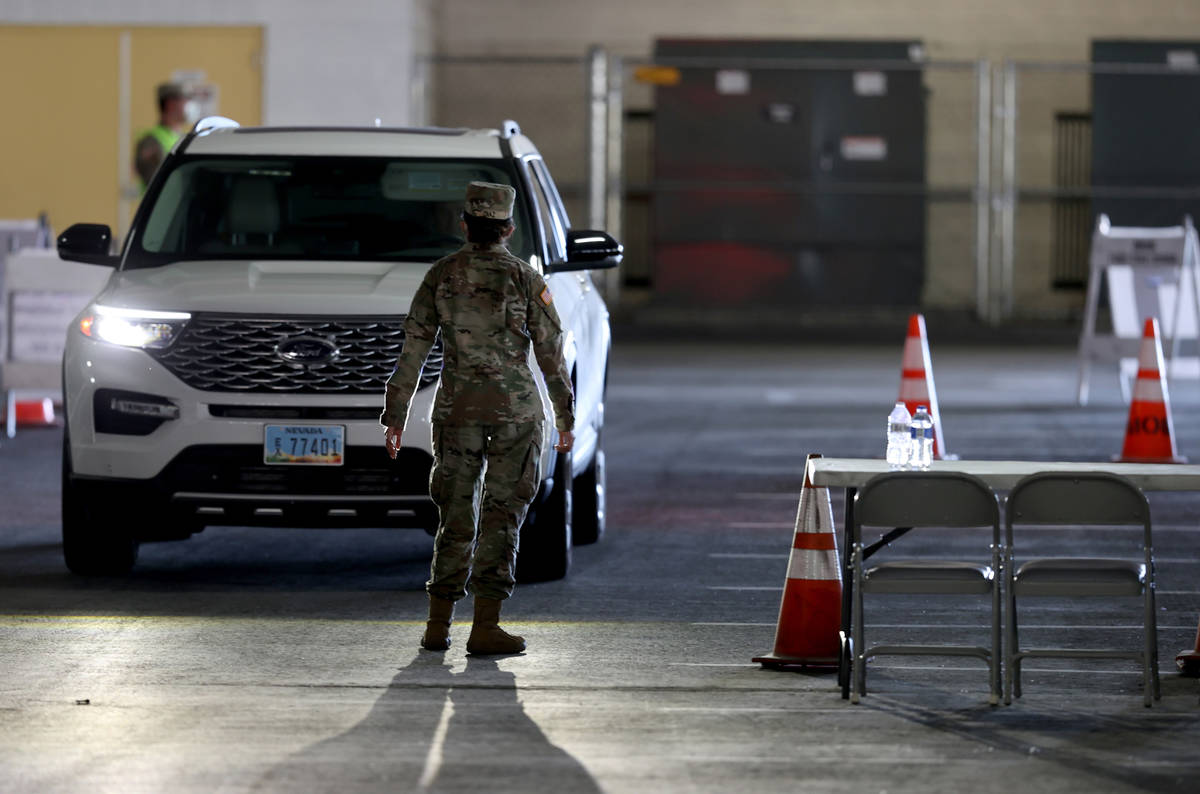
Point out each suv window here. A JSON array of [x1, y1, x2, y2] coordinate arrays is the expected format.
[[530, 158, 571, 233], [128, 156, 534, 269], [525, 159, 569, 263]]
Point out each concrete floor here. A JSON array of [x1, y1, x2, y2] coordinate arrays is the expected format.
[[1, 342, 1198, 793]]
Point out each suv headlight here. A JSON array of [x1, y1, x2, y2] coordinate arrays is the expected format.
[[79, 305, 191, 349]]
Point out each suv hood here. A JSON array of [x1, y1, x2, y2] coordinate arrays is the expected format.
[[97, 260, 429, 315]]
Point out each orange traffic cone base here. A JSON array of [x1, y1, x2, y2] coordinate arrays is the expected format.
[[752, 652, 838, 670], [1115, 453, 1187, 464]]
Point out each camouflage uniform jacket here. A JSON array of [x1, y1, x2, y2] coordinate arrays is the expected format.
[[381, 242, 575, 433]]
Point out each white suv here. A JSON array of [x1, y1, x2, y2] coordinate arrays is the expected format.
[[57, 119, 620, 581]]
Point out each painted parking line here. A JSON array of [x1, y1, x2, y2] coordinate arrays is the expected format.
[[709, 553, 789, 560], [879, 665, 1176, 675], [710, 584, 1200, 596], [735, 493, 801, 500], [658, 706, 847, 714], [712, 553, 1200, 563], [692, 622, 1198, 631], [671, 662, 1179, 675]]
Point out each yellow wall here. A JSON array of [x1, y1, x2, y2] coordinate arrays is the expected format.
[[0, 27, 120, 236], [0, 25, 262, 239]]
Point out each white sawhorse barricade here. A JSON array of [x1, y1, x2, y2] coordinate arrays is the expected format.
[[1077, 215, 1200, 406], [1, 248, 113, 437]]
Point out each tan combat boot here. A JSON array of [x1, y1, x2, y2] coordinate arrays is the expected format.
[[466, 597, 526, 655], [421, 596, 455, 651]]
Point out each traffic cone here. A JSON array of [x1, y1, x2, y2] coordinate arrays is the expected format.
[[1176, 616, 1200, 676], [16, 398, 55, 427], [1118, 318, 1186, 463], [898, 314, 947, 459], [753, 453, 842, 670]]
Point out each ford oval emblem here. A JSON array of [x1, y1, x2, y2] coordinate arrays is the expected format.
[[276, 336, 339, 367]]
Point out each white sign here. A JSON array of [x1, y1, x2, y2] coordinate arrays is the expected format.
[[715, 69, 750, 96], [9, 291, 91, 363], [853, 71, 888, 97], [1167, 50, 1199, 70], [1076, 215, 1200, 404], [840, 136, 888, 161]]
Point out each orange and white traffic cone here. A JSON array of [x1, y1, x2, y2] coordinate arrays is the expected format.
[[16, 398, 55, 427], [898, 314, 948, 459], [1177, 616, 1200, 676], [753, 453, 842, 670], [1118, 318, 1186, 463], [2, 396, 55, 437]]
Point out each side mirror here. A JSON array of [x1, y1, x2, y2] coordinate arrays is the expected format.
[[57, 223, 118, 267], [554, 229, 623, 272]]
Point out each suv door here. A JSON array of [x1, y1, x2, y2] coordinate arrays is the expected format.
[[523, 157, 608, 473]]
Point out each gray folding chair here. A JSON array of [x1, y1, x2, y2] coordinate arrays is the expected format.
[[1004, 472, 1160, 707], [851, 472, 1002, 704]]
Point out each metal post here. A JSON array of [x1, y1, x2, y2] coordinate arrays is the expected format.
[[587, 45, 609, 233], [987, 65, 1006, 326], [974, 58, 992, 323], [117, 30, 133, 245], [999, 61, 1018, 321], [410, 56, 431, 126], [603, 54, 624, 306]]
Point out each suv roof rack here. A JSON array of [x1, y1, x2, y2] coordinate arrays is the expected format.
[[500, 119, 521, 139], [231, 125, 470, 136], [192, 116, 240, 136]]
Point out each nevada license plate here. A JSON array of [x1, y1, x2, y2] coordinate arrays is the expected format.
[[264, 424, 345, 466]]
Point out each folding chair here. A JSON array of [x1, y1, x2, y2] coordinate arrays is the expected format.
[[1004, 472, 1161, 707], [851, 472, 1002, 704]]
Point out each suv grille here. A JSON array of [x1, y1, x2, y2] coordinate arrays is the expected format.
[[149, 314, 442, 393]]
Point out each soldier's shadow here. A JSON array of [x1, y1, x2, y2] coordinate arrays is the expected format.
[[253, 652, 602, 792]]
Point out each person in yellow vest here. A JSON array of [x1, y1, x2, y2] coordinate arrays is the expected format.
[[133, 83, 189, 192]]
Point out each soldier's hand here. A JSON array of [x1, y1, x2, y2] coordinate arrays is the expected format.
[[384, 427, 402, 459], [554, 430, 574, 453]]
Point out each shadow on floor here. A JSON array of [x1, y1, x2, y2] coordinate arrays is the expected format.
[[252, 652, 602, 793]]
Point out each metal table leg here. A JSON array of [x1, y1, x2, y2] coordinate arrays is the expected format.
[[839, 484, 912, 701], [839, 487, 855, 699]]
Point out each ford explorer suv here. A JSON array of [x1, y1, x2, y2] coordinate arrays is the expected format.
[[56, 118, 620, 582]]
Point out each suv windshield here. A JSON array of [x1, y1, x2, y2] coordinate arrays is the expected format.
[[126, 155, 533, 269]]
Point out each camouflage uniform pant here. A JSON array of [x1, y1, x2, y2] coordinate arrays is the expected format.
[[426, 422, 543, 602]]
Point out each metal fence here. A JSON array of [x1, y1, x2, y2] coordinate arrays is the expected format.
[[995, 59, 1200, 324], [415, 48, 1200, 324]]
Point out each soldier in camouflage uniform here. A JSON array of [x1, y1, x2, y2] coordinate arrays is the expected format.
[[381, 181, 574, 656]]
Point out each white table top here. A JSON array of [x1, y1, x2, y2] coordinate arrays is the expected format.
[[807, 457, 1200, 491]]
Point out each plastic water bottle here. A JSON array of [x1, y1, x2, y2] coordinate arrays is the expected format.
[[885, 402, 911, 470], [910, 405, 933, 469]]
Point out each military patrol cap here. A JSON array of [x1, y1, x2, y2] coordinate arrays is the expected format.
[[464, 181, 516, 220]]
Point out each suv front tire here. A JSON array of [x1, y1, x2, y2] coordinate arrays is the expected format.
[[61, 432, 139, 576], [516, 449, 572, 582]]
